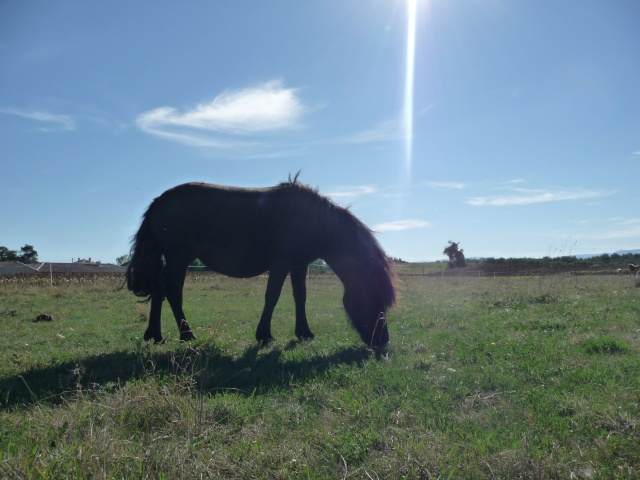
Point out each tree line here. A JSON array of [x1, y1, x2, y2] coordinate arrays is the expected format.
[[440, 240, 639, 270], [0, 245, 39, 263], [476, 253, 640, 269]]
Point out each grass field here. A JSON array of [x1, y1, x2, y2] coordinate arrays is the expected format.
[[1, 272, 639, 479]]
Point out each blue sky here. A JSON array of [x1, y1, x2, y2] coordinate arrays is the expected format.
[[1, 0, 639, 263]]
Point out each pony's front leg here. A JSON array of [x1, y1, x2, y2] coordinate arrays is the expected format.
[[255, 265, 289, 345], [144, 295, 165, 344], [291, 265, 314, 340]]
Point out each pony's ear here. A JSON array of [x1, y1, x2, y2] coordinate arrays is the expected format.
[[288, 170, 302, 183]]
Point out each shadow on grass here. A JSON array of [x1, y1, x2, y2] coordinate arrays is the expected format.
[[0, 341, 373, 408]]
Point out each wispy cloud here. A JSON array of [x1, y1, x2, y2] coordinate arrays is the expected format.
[[336, 118, 405, 144], [592, 226, 640, 240], [505, 178, 525, 184], [582, 217, 640, 240], [374, 219, 429, 232], [136, 80, 304, 147], [0, 107, 75, 131], [466, 187, 613, 207], [326, 185, 377, 201], [425, 181, 466, 190], [330, 104, 434, 146], [578, 216, 625, 225], [619, 218, 640, 225]]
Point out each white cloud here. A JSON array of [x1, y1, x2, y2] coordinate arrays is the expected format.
[[326, 185, 377, 201], [0, 108, 75, 131], [136, 81, 418, 152], [374, 219, 429, 232], [425, 181, 465, 190], [466, 188, 612, 207], [136, 80, 304, 147]]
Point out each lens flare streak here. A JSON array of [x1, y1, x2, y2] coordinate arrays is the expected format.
[[403, 0, 417, 181]]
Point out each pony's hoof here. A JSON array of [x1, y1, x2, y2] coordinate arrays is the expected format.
[[256, 335, 275, 346], [180, 331, 196, 342], [296, 330, 315, 341], [144, 329, 164, 344]]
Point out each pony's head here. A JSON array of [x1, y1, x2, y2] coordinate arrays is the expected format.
[[341, 270, 393, 347], [324, 208, 396, 348], [284, 180, 396, 347]]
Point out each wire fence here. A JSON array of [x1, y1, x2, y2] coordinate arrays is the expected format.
[[400, 267, 633, 278]]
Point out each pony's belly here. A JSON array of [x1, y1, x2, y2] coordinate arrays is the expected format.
[[198, 249, 268, 279]]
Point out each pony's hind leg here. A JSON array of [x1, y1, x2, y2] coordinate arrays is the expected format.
[[145, 295, 165, 343], [291, 265, 314, 340], [163, 260, 196, 342]]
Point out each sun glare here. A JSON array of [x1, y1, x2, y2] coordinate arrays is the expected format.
[[403, 0, 418, 184]]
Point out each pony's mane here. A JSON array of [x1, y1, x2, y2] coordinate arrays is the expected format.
[[275, 175, 396, 310]]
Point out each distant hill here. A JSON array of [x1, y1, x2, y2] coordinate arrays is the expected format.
[[575, 249, 640, 259]]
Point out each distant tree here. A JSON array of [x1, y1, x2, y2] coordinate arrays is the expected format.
[[389, 257, 407, 264], [116, 253, 132, 266], [443, 240, 466, 268], [18, 244, 38, 263], [0, 245, 38, 263], [0, 246, 17, 261]]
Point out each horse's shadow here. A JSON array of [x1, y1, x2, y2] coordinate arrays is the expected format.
[[0, 341, 373, 408]]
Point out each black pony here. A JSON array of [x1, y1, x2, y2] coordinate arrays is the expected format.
[[126, 176, 395, 347]]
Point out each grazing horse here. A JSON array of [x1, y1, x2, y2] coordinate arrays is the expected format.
[[126, 176, 395, 348], [629, 263, 640, 277]]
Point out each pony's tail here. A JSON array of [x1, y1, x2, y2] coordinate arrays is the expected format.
[[126, 215, 163, 301]]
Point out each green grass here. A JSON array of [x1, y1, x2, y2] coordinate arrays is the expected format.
[[0, 272, 639, 479], [394, 261, 447, 275]]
